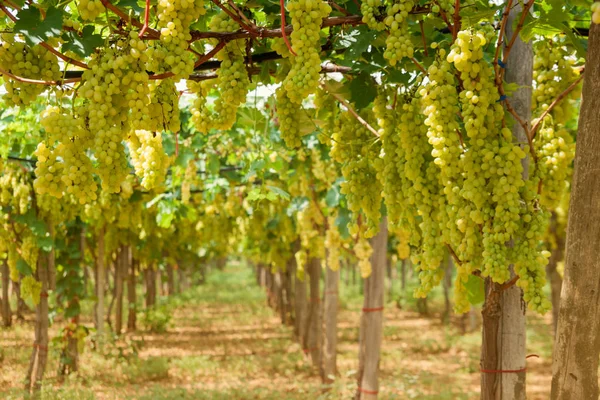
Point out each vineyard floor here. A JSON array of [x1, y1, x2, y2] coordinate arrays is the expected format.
[[0, 262, 554, 399]]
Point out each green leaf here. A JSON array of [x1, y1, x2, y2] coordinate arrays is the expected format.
[[335, 207, 351, 240], [349, 72, 377, 110], [14, 6, 65, 46], [16, 258, 32, 276], [465, 274, 485, 305], [61, 25, 103, 58], [115, 0, 145, 13], [36, 235, 54, 253], [325, 182, 341, 208], [266, 185, 290, 201], [207, 153, 220, 175], [156, 200, 177, 228]]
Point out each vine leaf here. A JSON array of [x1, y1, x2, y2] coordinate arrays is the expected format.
[[61, 25, 103, 58], [14, 6, 65, 46], [349, 71, 377, 110]]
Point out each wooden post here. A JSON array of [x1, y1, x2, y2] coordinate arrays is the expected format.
[[356, 217, 388, 400], [480, 3, 531, 398], [545, 212, 564, 335], [294, 269, 307, 341], [167, 263, 175, 296], [145, 266, 156, 308], [115, 246, 126, 335], [442, 256, 453, 324], [96, 226, 106, 341], [127, 257, 137, 332], [25, 253, 51, 394], [551, 20, 600, 400], [322, 265, 339, 383], [306, 257, 322, 374], [1, 260, 11, 327]]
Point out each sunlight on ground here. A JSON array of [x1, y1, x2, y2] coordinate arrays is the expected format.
[[0, 262, 554, 399]]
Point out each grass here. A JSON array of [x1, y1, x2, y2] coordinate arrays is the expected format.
[[0, 260, 555, 399]]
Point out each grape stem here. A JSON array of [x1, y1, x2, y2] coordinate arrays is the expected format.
[[279, 0, 297, 56], [211, 0, 258, 36], [322, 83, 380, 138], [419, 21, 428, 57], [138, 0, 151, 38], [0, 66, 81, 85], [452, 0, 460, 41], [99, 0, 160, 39], [227, 0, 256, 29], [529, 74, 584, 141], [0, 4, 90, 69], [328, 0, 351, 16], [150, 41, 227, 80], [410, 57, 427, 75], [445, 243, 463, 267]]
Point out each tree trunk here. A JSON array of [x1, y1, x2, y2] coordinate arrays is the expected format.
[[25, 254, 51, 394], [386, 256, 393, 300], [178, 266, 188, 292], [480, 3, 531, 399], [115, 246, 126, 335], [551, 21, 600, 400], [145, 266, 156, 308], [96, 226, 106, 341], [356, 217, 388, 400], [545, 212, 564, 335], [306, 257, 322, 374], [294, 270, 307, 342], [167, 264, 175, 296], [128, 258, 137, 332], [442, 256, 453, 324], [276, 272, 286, 324], [400, 259, 406, 291], [14, 278, 27, 320], [156, 267, 163, 297], [322, 265, 339, 383], [284, 259, 295, 326], [2, 260, 11, 328]]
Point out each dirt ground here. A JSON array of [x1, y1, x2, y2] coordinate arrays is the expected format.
[[0, 263, 554, 399]]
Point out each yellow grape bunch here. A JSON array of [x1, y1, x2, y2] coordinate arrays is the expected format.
[[361, 0, 386, 30], [330, 110, 383, 238], [127, 130, 170, 190], [283, 0, 332, 103], [149, 78, 181, 133], [147, 0, 206, 79], [39, 107, 98, 204], [0, 35, 60, 106], [189, 12, 250, 133], [78, 0, 104, 21], [383, 0, 415, 65]]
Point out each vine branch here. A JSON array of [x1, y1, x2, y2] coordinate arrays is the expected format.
[[322, 83, 380, 138], [529, 74, 584, 141]]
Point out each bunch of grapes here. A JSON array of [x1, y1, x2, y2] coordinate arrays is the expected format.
[[0, 164, 31, 215], [21, 275, 42, 305], [383, 0, 415, 65], [40, 107, 98, 204], [146, 0, 206, 79], [149, 78, 181, 133], [354, 227, 373, 278], [283, 0, 332, 103], [34, 143, 66, 199], [78, 0, 104, 20], [420, 52, 463, 247], [330, 110, 383, 238], [296, 199, 325, 260], [0, 36, 60, 106], [181, 159, 197, 205], [127, 130, 170, 190], [396, 95, 445, 293], [374, 89, 411, 232], [513, 185, 552, 313], [361, 0, 386, 30], [532, 41, 579, 208], [80, 33, 148, 192], [276, 87, 302, 148], [325, 215, 341, 271]]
